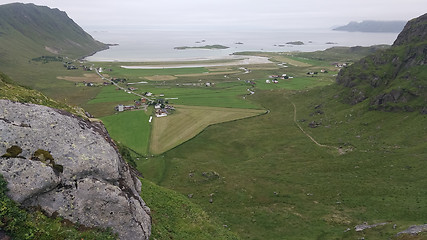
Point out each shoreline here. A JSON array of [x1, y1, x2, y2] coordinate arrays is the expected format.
[[120, 56, 272, 69]]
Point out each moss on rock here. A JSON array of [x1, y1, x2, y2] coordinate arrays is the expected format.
[[1, 145, 22, 158]]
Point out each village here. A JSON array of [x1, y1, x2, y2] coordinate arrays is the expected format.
[[114, 91, 176, 118]]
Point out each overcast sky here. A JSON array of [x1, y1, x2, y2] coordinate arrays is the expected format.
[[1, 0, 426, 30]]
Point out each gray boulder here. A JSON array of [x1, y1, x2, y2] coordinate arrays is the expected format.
[[0, 100, 151, 240]]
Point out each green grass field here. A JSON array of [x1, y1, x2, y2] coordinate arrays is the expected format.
[[98, 65, 209, 81], [137, 87, 427, 239], [101, 110, 151, 155]]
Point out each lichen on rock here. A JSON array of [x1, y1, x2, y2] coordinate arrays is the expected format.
[[0, 99, 151, 240]]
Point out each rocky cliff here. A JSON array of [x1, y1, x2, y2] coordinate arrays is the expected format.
[[336, 13, 427, 113], [0, 100, 151, 239]]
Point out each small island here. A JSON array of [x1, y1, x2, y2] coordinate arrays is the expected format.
[[286, 41, 304, 45], [174, 44, 229, 50]]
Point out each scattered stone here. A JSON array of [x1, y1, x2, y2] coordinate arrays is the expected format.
[[308, 121, 322, 128], [188, 194, 193, 198], [209, 198, 213, 203], [397, 224, 427, 235], [354, 222, 387, 232], [344, 228, 351, 232]]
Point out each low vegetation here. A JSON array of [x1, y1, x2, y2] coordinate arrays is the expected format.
[[140, 178, 238, 239]]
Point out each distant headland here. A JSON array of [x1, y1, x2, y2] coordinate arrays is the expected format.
[[333, 20, 406, 33]]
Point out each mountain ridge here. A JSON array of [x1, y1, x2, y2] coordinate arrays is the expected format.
[[0, 3, 108, 61], [336, 13, 427, 113]]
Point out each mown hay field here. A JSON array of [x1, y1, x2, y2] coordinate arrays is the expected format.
[[150, 105, 265, 154]]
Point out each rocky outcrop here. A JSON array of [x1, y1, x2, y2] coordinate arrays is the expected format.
[[397, 224, 427, 235], [336, 13, 427, 113], [393, 13, 427, 46], [0, 100, 151, 240]]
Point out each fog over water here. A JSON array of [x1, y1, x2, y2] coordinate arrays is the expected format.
[[86, 28, 399, 62], [0, 0, 422, 61]]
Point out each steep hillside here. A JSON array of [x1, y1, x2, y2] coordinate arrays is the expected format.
[[336, 13, 427, 113], [0, 71, 85, 116], [0, 3, 107, 64]]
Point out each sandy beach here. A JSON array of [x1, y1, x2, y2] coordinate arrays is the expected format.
[[120, 56, 271, 69]]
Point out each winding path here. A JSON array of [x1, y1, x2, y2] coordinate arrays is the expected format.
[[291, 101, 339, 151]]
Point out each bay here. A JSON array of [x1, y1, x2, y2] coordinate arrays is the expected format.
[[85, 27, 399, 62]]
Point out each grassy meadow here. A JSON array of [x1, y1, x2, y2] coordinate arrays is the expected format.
[[138, 86, 427, 240]]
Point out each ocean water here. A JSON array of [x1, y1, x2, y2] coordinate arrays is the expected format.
[[85, 27, 399, 62]]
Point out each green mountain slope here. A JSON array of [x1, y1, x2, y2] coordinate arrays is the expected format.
[[336, 13, 427, 113], [0, 71, 84, 115], [0, 3, 107, 64]]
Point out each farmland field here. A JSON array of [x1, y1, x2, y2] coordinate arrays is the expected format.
[[98, 66, 209, 81], [150, 105, 266, 154], [101, 110, 151, 155]]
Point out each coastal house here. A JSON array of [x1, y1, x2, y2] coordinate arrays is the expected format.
[[116, 105, 124, 112], [115, 105, 135, 112], [155, 109, 168, 118]]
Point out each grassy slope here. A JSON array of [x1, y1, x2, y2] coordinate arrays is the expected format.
[[140, 178, 239, 239], [0, 71, 85, 116], [0, 3, 107, 60], [138, 86, 426, 239], [0, 3, 107, 107]]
